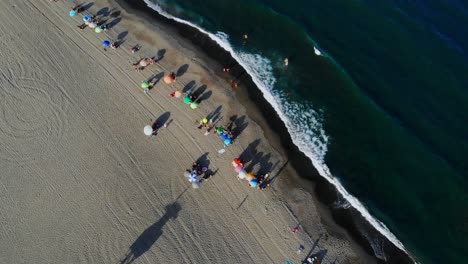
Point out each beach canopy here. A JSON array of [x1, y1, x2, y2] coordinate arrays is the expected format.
[[141, 82, 150, 89], [174, 90, 182, 98], [163, 74, 175, 84], [224, 138, 232, 146], [188, 173, 198, 183], [233, 158, 242, 166], [183, 96, 192, 104], [69, 10, 76, 17], [202, 118, 208, 124], [220, 133, 229, 140], [139, 59, 149, 67], [102, 40, 111, 47], [235, 165, 243, 173], [190, 102, 198, 109], [246, 173, 256, 181], [249, 179, 259, 188], [143, 125, 153, 136], [216, 127, 224, 134], [95, 26, 103, 33], [83, 15, 91, 22], [89, 22, 97, 29], [238, 170, 247, 179]]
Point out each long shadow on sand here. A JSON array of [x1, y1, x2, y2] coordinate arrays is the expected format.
[[120, 202, 182, 264]]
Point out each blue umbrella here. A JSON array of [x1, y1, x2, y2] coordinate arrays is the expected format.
[[102, 40, 110, 47], [250, 179, 259, 188], [224, 138, 232, 146], [220, 133, 228, 140], [83, 15, 91, 22], [69, 10, 76, 17]]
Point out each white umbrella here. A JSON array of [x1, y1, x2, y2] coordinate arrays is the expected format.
[[144, 125, 153, 136], [139, 59, 149, 67], [89, 22, 97, 29]]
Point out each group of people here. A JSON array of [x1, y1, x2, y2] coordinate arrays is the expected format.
[[184, 162, 209, 188]]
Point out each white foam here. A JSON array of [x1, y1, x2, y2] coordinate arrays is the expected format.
[[143, 0, 411, 258]]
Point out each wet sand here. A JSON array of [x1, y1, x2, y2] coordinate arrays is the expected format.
[[0, 0, 376, 263]]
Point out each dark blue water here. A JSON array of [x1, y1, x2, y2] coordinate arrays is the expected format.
[[145, 0, 468, 263]]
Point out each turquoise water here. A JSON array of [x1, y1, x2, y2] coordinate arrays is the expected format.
[[147, 0, 468, 263]]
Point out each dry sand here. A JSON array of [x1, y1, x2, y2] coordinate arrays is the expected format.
[[0, 0, 370, 263]]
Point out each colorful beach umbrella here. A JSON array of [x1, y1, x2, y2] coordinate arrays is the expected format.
[[174, 90, 182, 98], [246, 173, 256, 181], [102, 40, 110, 47], [249, 179, 259, 188], [202, 118, 208, 124], [216, 127, 224, 134], [69, 10, 76, 17], [95, 26, 103, 33], [233, 158, 242, 166], [183, 96, 192, 104], [141, 82, 150, 89], [238, 170, 247, 179], [234, 165, 243, 173], [83, 15, 91, 22], [224, 138, 232, 146], [164, 74, 175, 84], [190, 102, 198, 109], [143, 125, 153, 136]]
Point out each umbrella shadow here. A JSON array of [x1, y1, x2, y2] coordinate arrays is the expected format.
[[196, 152, 210, 169], [231, 115, 248, 141], [196, 91, 212, 104], [120, 202, 182, 264], [118, 31, 128, 41], [81, 2, 94, 12], [207, 105, 222, 122], [182, 80, 196, 93], [154, 112, 171, 129], [238, 139, 261, 165], [176, 64, 189, 77], [110, 10, 121, 18], [191, 85, 207, 101], [106, 17, 121, 29], [156, 49, 166, 61], [96, 7, 109, 17], [202, 168, 218, 180], [147, 72, 165, 89]]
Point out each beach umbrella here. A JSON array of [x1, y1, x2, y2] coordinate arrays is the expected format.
[[139, 59, 149, 67], [141, 82, 150, 89], [83, 15, 91, 22], [184, 170, 191, 178], [202, 118, 208, 124], [143, 88, 150, 94], [190, 102, 198, 109], [174, 90, 182, 98], [69, 10, 76, 17], [143, 125, 153, 136], [246, 173, 256, 181], [233, 158, 242, 166], [220, 133, 229, 140], [249, 179, 259, 188], [95, 26, 104, 33], [183, 96, 192, 104], [163, 74, 175, 84], [216, 127, 224, 134], [238, 170, 247, 179], [192, 181, 201, 189], [89, 22, 97, 29], [235, 165, 243, 173], [102, 40, 110, 48], [224, 138, 232, 146], [188, 173, 198, 183]]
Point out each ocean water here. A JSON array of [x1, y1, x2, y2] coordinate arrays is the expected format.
[[144, 0, 468, 263]]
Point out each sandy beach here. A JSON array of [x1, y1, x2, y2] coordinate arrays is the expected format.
[[0, 1, 376, 263]]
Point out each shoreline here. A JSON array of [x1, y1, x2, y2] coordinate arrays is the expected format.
[[116, 0, 416, 263]]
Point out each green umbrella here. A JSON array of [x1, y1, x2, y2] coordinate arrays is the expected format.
[[190, 102, 198, 109], [95, 26, 103, 33], [183, 96, 191, 104], [216, 127, 224, 134], [141, 82, 150, 89]]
